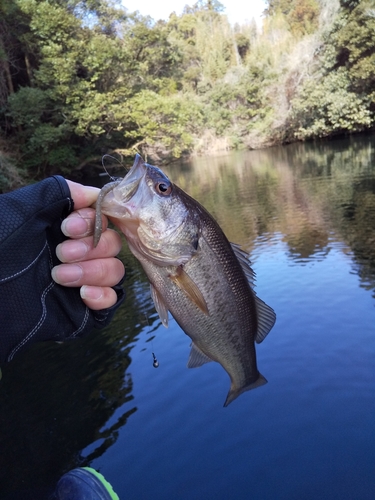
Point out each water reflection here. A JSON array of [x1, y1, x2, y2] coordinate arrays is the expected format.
[[2, 134, 375, 497], [165, 135, 375, 295]]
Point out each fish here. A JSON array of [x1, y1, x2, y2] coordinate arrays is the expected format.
[[94, 154, 276, 406]]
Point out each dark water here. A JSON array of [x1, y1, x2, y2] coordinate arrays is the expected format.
[[1, 135, 375, 499]]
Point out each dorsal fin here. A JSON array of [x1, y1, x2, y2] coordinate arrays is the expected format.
[[231, 243, 276, 343], [230, 243, 256, 287]]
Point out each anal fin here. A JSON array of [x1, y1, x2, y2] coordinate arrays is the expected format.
[[187, 342, 213, 368]]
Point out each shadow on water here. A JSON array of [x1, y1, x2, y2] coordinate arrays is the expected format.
[[0, 247, 156, 498]]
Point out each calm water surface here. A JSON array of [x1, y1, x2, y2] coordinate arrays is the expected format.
[[0, 135, 374, 499]]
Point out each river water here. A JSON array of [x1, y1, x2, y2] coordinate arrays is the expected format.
[[0, 135, 374, 499]]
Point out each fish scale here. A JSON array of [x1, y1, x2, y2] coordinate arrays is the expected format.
[[94, 155, 276, 406]]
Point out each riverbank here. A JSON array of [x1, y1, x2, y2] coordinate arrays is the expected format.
[[3, 127, 375, 193], [2, 1, 374, 194]]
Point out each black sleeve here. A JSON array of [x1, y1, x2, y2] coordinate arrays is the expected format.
[[0, 176, 125, 364]]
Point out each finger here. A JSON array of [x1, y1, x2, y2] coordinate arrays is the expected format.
[[66, 179, 99, 209], [51, 258, 125, 288], [80, 285, 119, 310], [61, 208, 108, 239], [56, 229, 122, 263]]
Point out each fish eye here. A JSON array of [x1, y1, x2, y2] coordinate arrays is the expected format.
[[155, 182, 172, 196]]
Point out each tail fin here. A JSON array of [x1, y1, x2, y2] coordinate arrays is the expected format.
[[224, 373, 267, 407]]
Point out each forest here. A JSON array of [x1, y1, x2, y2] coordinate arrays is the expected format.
[[0, 0, 374, 191]]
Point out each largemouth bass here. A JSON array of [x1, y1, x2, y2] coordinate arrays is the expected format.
[[94, 155, 276, 406]]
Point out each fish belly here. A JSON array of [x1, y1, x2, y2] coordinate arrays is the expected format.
[[136, 236, 261, 400]]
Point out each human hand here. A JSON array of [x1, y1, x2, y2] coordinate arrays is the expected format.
[[51, 180, 125, 311]]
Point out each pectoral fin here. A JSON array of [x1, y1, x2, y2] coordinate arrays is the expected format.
[[169, 266, 209, 315], [150, 284, 169, 328]]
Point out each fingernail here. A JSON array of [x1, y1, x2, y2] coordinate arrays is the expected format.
[[61, 217, 90, 237], [80, 286, 103, 301], [51, 264, 83, 285], [56, 240, 89, 262]]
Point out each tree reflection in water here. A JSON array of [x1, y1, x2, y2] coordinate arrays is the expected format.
[[165, 134, 375, 298], [1, 134, 375, 497]]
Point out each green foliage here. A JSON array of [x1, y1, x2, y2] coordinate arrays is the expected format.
[[0, 148, 26, 193], [120, 19, 182, 91], [235, 33, 250, 60], [7, 87, 49, 126], [333, 1, 375, 97], [7, 86, 77, 171], [184, 0, 225, 15], [286, 0, 375, 141], [265, 0, 320, 35], [202, 65, 271, 140], [290, 69, 373, 139], [1, 0, 375, 184], [121, 90, 204, 156]]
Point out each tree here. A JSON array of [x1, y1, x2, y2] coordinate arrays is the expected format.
[[333, 1, 375, 100], [120, 90, 204, 157], [289, 69, 373, 140], [265, 0, 320, 35], [184, 0, 225, 15], [2, 0, 184, 175]]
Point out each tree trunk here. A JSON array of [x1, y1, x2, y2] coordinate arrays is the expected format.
[[25, 53, 33, 85], [3, 57, 14, 94]]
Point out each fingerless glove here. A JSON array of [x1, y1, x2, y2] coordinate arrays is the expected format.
[[0, 176, 125, 364]]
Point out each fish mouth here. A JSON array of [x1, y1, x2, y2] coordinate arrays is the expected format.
[[114, 154, 146, 204]]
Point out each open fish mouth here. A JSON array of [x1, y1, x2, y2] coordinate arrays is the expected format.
[[114, 154, 147, 204], [94, 155, 146, 246]]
